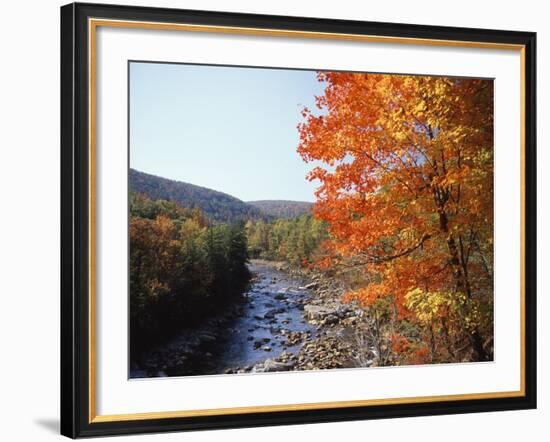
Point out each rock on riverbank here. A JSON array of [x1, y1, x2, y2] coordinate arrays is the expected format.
[[243, 265, 376, 373]]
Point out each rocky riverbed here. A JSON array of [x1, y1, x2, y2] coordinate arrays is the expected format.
[[130, 259, 376, 378]]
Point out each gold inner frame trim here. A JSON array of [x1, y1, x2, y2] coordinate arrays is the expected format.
[[88, 18, 527, 424]]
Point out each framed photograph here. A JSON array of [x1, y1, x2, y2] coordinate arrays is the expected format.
[[60, 2, 537, 438]]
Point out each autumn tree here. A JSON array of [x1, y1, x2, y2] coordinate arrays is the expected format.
[[298, 72, 494, 362]]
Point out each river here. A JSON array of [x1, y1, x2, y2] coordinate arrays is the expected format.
[[131, 260, 319, 378]]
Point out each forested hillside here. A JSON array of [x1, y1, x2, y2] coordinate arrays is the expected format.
[[130, 193, 250, 355], [247, 200, 313, 219], [246, 215, 327, 266], [130, 168, 266, 223]]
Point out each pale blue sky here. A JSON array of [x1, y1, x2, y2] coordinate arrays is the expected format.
[[129, 62, 326, 202]]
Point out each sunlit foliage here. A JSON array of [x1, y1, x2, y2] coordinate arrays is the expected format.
[[298, 72, 494, 363]]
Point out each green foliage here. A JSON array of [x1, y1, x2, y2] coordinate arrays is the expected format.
[[245, 215, 327, 266], [247, 200, 313, 219], [129, 193, 250, 355]]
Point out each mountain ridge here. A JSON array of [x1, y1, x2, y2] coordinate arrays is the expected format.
[[129, 168, 313, 222]]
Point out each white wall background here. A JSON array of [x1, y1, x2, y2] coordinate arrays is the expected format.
[[0, 0, 546, 440]]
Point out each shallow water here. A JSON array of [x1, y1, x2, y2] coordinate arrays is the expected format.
[[131, 260, 316, 377], [210, 260, 315, 372]]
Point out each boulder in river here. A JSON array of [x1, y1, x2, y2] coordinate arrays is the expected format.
[[304, 304, 335, 320], [263, 359, 294, 372], [264, 307, 286, 319]]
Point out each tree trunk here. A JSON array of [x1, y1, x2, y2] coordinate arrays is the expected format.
[[438, 210, 488, 361]]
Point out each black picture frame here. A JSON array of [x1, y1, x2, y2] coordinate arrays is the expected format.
[[61, 2, 537, 438]]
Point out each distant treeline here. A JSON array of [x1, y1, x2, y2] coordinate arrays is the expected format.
[[130, 193, 250, 355], [247, 200, 313, 219], [245, 215, 327, 266]]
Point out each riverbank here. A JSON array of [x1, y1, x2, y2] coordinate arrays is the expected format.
[[130, 259, 375, 378], [244, 261, 375, 373]]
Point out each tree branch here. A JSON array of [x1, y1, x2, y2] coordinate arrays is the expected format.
[[342, 233, 432, 268]]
